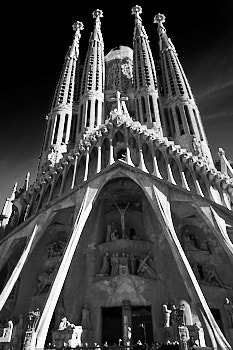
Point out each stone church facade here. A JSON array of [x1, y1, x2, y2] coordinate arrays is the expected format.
[[1, 5, 233, 350]]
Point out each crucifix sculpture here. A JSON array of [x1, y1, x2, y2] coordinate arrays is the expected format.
[[109, 91, 129, 115], [114, 202, 130, 239]]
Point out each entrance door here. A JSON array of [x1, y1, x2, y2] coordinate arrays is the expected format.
[[102, 307, 122, 346], [131, 306, 153, 345]]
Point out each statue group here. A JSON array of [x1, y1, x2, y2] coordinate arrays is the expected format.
[[98, 252, 158, 279], [162, 302, 186, 328]]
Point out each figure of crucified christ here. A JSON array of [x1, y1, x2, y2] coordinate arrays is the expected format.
[[114, 202, 130, 239]]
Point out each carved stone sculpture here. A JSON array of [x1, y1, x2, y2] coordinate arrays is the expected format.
[[27, 309, 40, 330], [37, 265, 58, 293], [81, 304, 91, 330], [47, 240, 66, 258], [111, 253, 119, 276], [163, 304, 172, 327], [99, 252, 110, 275], [0, 320, 13, 343], [224, 298, 233, 328]]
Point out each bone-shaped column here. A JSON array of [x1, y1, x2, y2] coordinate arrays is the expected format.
[[33, 185, 98, 349], [143, 183, 231, 349]]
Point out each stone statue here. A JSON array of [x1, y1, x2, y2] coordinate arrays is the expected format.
[[192, 264, 202, 281], [106, 224, 112, 242], [58, 316, 71, 330], [130, 254, 136, 275], [111, 253, 119, 276], [224, 298, 233, 328], [199, 240, 210, 253], [110, 222, 119, 241], [137, 256, 159, 279], [99, 252, 110, 275], [171, 303, 185, 327], [0, 320, 13, 341], [178, 324, 190, 350], [37, 265, 58, 293], [203, 265, 223, 287], [114, 202, 130, 238], [163, 303, 172, 327], [119, 253, 129, 276], [47, 240, 66, 258], [27, 309, 40, 330], [81, 304, 91, 330], [68, 325, 83, 348]]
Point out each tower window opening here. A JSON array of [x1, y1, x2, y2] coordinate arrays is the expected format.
[[157, 99, 163, 126], [52, 114, 60, 144], [95, 99, 98, 126], [70, 114, 78, 144], [86, 100, 91, 127], [164, 108, 172, 138], [149, 95, 155, 122], [184, 105, 194, 135], [44, 119, 52, 150], [193, 109, 204, 141], [78, 105, 83, 133], [141, 96, 147, 123], [62, 114, 69, 143], [175, 106, 184, 135], [169, 108, 175, 134]]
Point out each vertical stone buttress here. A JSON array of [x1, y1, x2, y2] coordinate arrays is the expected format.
[[78, 9, 105, 132], [37, 21, 84, 178], [154, 14, 214, 166], [131, 5, 162, 135]]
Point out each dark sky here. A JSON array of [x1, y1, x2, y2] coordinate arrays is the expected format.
[[1, 1, 233, 210]]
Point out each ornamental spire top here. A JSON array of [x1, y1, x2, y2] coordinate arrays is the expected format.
[[131, 5, 142, 24], [93, 9, 103, 25], [153, 13, 166, 35], [72, 21, 84, 39]]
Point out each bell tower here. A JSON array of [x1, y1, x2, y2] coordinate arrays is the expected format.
[[37, 21, 84, 178], [154, 13, 214, 165]]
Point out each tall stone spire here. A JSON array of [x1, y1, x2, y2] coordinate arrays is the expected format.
[[131, 5, 162, 135], [37, 21, 84, 177], [154, 13, 214, 165], [78, 9, 105, 133]]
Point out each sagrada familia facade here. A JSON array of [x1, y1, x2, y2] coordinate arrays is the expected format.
[[1, 5, 233, 350]]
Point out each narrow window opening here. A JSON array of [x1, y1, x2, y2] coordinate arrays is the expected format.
[[78, 105, 83, 133], [62, 114, 69, 143], [175, 106, 184, 135], [164, 108, 172, 138], [184, 105, 194, 135], [86, 100, 91, 127], [95, 99, 98, 126], [149, 95, 155, 122], [52, 114, 60, 144], [70, 114, 78, 144], [44, 119, 52, 150]]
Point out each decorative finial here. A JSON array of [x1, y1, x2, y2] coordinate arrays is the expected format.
[[92, 9, 103, 22], [72, 21, 84, 37], [154, 13, 166, 35], [131, 5, 142, 21], [154, 13, 166, 25]]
